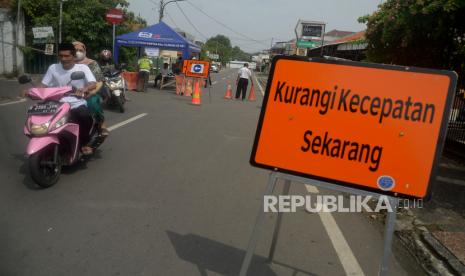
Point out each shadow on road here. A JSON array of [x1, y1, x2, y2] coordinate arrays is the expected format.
[[11, 153, 39, 190], [11, 149, 103, 190], [166, 230, 317, 276]]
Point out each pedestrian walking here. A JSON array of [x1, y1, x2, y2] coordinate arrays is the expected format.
[[235, 63, 253, 100], [137, 53, 153, 92]]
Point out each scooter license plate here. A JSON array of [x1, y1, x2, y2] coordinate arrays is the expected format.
[[27, 103, 60, 115]]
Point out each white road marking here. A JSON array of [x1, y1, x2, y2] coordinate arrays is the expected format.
[[222, 77, 226, 80], [212, 81, 218, 85], [107, 113, 148, 131], [253, 75, 265, 96], [0, 98, 26, 106], [304, 184, 365, 276], [305, 184, 319, 194]]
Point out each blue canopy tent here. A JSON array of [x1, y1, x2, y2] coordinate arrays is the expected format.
[[113, 21, 201, 64]]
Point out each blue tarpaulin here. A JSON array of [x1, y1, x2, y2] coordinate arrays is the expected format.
[[114, 21, 201, 63]]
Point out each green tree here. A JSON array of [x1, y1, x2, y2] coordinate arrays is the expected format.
[[360, 0, 465, 89], [231, 46, 251, 61], [203, 35, 232, 65], [202, 35, 252, 64], [11, 0, 146, 64]]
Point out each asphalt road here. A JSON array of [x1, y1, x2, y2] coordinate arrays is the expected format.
[[0, 70, 411, 275]]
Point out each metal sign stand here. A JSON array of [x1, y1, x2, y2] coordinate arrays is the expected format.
[[112, 23, 116, 57], [239, 171, 399, 276]]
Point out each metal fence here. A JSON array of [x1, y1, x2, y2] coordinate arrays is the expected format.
[[445, 90, 465, 154], [24, 52, 56, 74]]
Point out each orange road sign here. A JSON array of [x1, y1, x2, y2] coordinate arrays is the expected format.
[[251, 56, 457, 199], [183, 60, 210, 78]]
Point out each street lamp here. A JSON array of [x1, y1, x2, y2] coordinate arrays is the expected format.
[[159, 0, 185, 22]]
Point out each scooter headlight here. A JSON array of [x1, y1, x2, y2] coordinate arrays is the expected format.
[[109, 79, 123, 89], [30, 122, 50, 135], [53, 116, 68, 130]]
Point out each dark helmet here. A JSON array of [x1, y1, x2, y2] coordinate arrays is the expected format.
[[100, 49, 112, 60]]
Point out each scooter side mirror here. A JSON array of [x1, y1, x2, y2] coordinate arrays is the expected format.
[[70, 71, 85, 80], [18, 75, 32, 84]]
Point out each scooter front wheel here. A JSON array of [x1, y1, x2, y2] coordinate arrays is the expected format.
[[29, 146, 62, 188], [117, 95, 125, 113]]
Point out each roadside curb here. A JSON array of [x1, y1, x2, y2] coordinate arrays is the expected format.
[[370, 206, 465, 275], [422, 232, 465, 275]]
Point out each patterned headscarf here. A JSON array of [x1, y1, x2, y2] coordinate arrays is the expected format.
[[72, 41, 95, 65]]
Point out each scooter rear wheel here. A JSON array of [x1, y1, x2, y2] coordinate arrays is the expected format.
[[29, 146, 62, 188]]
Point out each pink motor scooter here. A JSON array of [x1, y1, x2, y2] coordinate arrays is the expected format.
[[19, 72, 105, 188]]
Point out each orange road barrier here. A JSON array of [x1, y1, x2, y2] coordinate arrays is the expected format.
[[175, 75, 184, 95], [224, 81, 232, 99], [181, 75, 186, 95], [191, 80, 201, 105], [248, 82, 256, 101], [121, 71, 138, 91], [185, 78, 193, 97]]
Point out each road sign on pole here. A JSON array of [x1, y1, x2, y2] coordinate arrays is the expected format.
[[106, 8, 124, 25], [182, 60, 210, 78], [44, 44, 54, 55], [296, 40, 316, 49], [250, 56, 457, 199], [106, 8, 123, 59]]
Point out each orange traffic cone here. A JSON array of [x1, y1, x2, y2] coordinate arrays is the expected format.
[[224, 81, 232, 99], [248, 82, 256, 101], [191, 80, 201, 105], [185, 78, 193, 97]]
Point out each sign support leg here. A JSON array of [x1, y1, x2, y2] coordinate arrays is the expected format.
[[239, 172, 278, 276], [112, 24, 116, 57], [379, 196, 398, 276], [267, 179, 291, 263]]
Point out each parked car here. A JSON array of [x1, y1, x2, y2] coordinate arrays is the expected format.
[[210, 64, 219, 73]]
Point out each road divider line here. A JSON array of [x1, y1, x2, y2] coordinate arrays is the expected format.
[[304, 184, 365, 276], [108, 113, 148, 131], [253, 75, 265, 96], [0, 98, 26, 106], [212, 81, 218, 85]]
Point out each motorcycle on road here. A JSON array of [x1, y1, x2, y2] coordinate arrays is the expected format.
[[19, 72, 106, 188], [102, 70, 126, 113]]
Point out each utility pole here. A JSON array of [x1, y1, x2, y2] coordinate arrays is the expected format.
[[59, 0, 64, 43], [159, 0, 164, 22], [13, 0, 21, 74]]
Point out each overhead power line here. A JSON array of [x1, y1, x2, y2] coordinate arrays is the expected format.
[[228, 36, 273, 42], [175, 2, 208, 40], [165, 12, 180, 29], [185, 0, 269, 47]]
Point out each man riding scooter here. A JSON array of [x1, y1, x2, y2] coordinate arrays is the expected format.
[[39, 43, 97, 155]]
